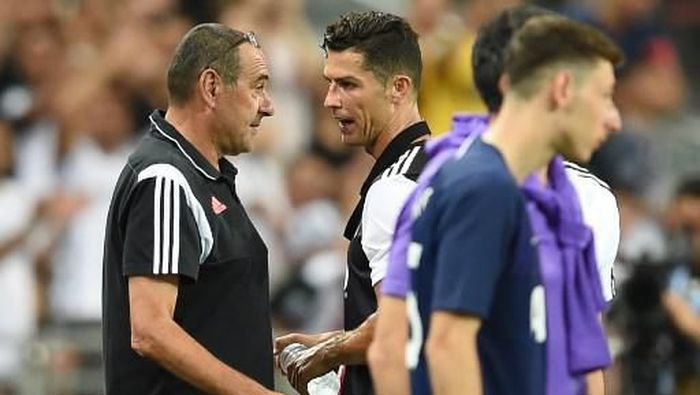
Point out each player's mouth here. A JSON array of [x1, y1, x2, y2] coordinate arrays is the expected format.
[[335, 117, 355, 134]]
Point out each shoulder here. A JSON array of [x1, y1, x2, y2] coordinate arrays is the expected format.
[[364, 143, 428, 212], [364, 171, 418, 222], [127, 135, 195, 186], [564, 161, 617, 212], [438, 149, 519, 201], [419, 158, 520, 230], [379, 144, 428, 182], [367, 173, 417, 200], [564, 161, 612, 194]]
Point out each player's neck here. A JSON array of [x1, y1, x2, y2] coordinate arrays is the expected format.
[[367, 103, 423, 159], [484, 99, 556, 184]]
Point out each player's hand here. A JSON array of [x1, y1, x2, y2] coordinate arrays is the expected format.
[[273, 331, 338, 355], [286, 343, 333, 395]]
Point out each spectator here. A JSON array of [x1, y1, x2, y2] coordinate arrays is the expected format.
[[662, 176, 700, 395]]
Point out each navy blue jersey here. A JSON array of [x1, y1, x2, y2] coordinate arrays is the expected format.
[[407, 137, 546, 395]]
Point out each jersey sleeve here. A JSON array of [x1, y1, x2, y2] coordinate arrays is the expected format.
[[568, 168, 620, 302], [592, 189, 620, 302], [362, 175, 417, 287], [122, 168, 203, 281], [430, 174, 518, 317], [382, 194, 416, 298]]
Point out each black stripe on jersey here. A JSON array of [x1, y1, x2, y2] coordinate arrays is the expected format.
[[384, 149, 412, 178], [403, 145, 428, 180], [380, 146, 422, 180], [564, 162, 611, 191], [610, 268, 616, 298]]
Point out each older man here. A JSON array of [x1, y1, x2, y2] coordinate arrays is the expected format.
[[102, 23, 281, 395]]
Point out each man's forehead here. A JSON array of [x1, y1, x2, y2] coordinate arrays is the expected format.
[[564, 59, 615, 87], [593, 59, 616, 85], [323, 49, 369, 77], [239, 43, 269, 78]]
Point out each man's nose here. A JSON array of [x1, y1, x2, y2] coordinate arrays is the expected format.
[[324, 85, 341, 109]]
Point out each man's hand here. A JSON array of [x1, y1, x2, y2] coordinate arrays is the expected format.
[[285, 343, 335, 395], [129, 276, 276, 395], [274, 331, 340, 395], [273, 331, 340, 355]]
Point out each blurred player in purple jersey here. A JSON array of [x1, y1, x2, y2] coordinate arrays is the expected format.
[[369, 9, 623, 395]]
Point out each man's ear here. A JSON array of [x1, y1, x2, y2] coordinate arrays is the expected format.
[[198, 68, 221, 109], [389, 74, 413, 104], [550, 70, 574, 110]]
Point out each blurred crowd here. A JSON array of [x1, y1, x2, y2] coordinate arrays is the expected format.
[[0, 0, 698, 394]]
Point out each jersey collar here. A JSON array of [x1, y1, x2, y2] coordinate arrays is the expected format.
[[343, 121, 431, 240], [148, 110, 238, 180], [361, 121, 431, 197]]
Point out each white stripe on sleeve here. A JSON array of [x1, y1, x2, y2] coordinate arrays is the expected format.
[[161, 178, 172, 274], [138, 164, 214, 267], [153, 176, 162, 274], [171, 182, 181, 274]]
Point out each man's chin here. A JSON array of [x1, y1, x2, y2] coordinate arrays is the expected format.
[[224, 143, 252, 156], [240, 143, 253, 154], [340, 133, 362, 147]]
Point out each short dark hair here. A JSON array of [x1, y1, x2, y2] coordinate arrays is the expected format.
[[505, 16, 624, 98], [472, 5, 554, 113], [322, 11, 422, 92], [167, 23, 250, 104]]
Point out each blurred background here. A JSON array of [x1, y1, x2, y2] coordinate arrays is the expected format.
[[0, 0, 698, 394]]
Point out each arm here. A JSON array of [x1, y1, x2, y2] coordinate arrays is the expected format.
[[129, 275, 279, 395], [368, 181, 420, 395], [425, 311, 482, 395], [279, 286, 382, 395], [274, 331, 342, 353], [367, 294, 410, 395], [279, 175, 418, 394], [422, 176, 520, 395], [662, 290, 700, 345], [585, 313, 607, 395], [586, 369, 605, 395]]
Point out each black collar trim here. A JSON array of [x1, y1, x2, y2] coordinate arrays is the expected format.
[[359, 121, 431, 197], [343, 121, 431, 240]]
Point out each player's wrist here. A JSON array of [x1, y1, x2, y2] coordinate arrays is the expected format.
[[319, 331, 347, 368], [316, 330, 342, 345]]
